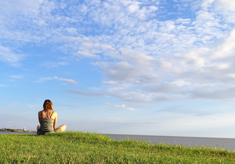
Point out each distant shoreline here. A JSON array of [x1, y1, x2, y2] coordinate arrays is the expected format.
[[0, 128, 36, 133]]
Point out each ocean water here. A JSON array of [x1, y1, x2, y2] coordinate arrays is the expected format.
[[0, 131, 35, 135]]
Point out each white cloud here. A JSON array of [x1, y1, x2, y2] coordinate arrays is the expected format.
[[114, 104, 136, 111], [0, 0, 55, 42], [143, 82, 179, 94], [2, 0, 235, 103], [66, 27, 77, 34], [216, 0, 235, 11], [53, 76, 78, 85], [65, 89, 173, 103], [128, 3, 140, 13], [187, 87, 235, 101], [93, 48, 160, 85], [65, 90, 105, 97], [89, 26, 235, 102], [175, 18, 191, 24], [105, 102, 137, 111], [95, 60, 159, 84], [0, 0, 225, 59], [36, 76, 78, 85], [172, 80, 191, 87], [0, 45, 24, 66], [216, 63, 230, 70], [41, 61, 67, 68], [102, 80, 130, 90], [119, 48, 154, 65], [201, 0, 215, 10], [0, 0, 44, 17], [95, 61, 138, 81], [213, 29, 235, 58], [76, 51, 100, 58], [174, 48, 210, 68]]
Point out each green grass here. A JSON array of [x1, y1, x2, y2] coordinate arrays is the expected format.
[[0, 132, 235, 163]]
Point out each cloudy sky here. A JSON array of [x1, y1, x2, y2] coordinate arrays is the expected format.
[[1, 0, 235, 137]]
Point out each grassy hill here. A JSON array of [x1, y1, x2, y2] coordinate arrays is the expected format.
[[1, 131, 234, 163]]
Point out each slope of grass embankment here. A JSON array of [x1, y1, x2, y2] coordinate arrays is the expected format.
[[0, 131, 235, 163]]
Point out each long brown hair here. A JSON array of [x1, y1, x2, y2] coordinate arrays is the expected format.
[[43, 99, 53, 112]]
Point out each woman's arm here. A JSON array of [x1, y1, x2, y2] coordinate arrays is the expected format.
[[38, 111, 41, 124], [53, 112, 57, 129]]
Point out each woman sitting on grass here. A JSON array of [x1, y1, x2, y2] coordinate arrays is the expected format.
[[37, 99, 66, 135]]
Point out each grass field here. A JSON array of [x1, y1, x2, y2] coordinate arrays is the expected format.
[[0, 131, 235, 163]]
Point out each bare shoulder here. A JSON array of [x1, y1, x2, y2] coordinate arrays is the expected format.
[[52, 111, 57, 117]]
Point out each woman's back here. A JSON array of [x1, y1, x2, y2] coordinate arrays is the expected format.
[[37, 111, 55, 135], [37, 99, 66, 134]]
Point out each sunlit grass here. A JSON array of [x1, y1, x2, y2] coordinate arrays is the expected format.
[[0, 131, 235, 163]]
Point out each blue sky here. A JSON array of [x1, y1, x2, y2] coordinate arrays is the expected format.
[[1, 0, 235, 137]]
